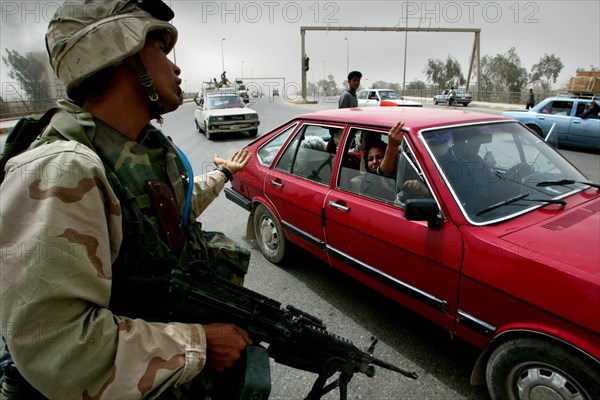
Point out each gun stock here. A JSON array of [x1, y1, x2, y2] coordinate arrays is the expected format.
[[168, 262, 417, 400]]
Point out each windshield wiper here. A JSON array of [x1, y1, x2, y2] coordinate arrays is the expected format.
[[476, 193, 566, 216], [537, 179, 600, 190]]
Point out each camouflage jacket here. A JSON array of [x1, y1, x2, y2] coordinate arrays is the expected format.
[[0, 101, 229, 398]]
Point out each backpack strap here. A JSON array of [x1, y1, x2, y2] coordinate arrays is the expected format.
[[45, 108, 96, 150]]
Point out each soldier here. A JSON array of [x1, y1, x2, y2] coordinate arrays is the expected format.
[[0, 0, 253, 398]]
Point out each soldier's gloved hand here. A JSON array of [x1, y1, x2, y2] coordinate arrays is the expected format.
[[213, 150, 252, 174], [203, 323, 253, 373]]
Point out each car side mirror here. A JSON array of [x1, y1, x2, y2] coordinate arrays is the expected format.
[[405, 199, 442, 229]]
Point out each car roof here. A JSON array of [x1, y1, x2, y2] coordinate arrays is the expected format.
[[295, 107, 510, 133]]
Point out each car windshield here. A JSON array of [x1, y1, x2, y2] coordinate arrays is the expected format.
[[206, 95, 244, 110], [380, 90, 403, 100], [423, 121, 590, 224]]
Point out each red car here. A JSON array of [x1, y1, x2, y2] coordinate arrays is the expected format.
[[225, 107, 600, 400]]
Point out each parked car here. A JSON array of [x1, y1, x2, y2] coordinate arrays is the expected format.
[[433, 88, 472, 106], [357, 89, 422, 107], [194, 91, 259, 140], [225, 107, 600, 400], [502, 95, 600, 151]]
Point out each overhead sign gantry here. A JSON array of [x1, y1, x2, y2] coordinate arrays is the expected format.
[[300, 26, 481, 101]]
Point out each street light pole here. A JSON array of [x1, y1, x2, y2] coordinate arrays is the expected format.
[[402, 18, 408, 91], [322, 59, 325, 81], [221, 38, 225, 72], [241, 60, 244, 79], [344, 38, 349, 74]]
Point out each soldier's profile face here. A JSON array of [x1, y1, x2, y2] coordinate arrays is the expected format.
[[140, 32, 182, 113]]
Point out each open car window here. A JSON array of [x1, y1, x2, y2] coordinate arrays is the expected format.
[[337, 128, 397, 203]]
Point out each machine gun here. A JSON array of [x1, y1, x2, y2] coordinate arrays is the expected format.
[[167, 261, 418, 400]]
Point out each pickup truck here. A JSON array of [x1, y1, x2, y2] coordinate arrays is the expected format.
[[433, 88, 472, 106]]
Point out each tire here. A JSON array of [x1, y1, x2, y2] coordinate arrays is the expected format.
[[195, 119, 203, 133], [486, 338, 600, 400], [463, 103, 469, 107], [248, 129, 258, 138], [433, 98, 438, 105], [253, 204, 288, 264], [205, 124, 214, 140], [526, 124, 543, 138]]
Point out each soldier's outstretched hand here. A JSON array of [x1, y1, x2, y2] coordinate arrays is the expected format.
[[213, 150, 252, 174]]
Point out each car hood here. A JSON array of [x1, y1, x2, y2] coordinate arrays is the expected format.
[[203, 108, 256, 116], [500, 198, 600, 274], [380, 99, 422, 107]]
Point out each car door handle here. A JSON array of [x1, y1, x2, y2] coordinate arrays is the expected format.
[[537, 116, 546, 120], [573, 119, 582, 124], [269, 179, 284, 188], [328, 200, 350, 212]]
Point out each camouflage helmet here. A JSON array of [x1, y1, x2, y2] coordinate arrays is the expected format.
[[46, 0, 178, 97]]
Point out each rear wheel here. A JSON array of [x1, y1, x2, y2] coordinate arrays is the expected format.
[[527, 124, 543, 138], [486, 338, 600, 400], [253, 204, 288, 264]]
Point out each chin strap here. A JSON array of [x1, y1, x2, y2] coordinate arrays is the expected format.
[[132, 53, 164, 123]]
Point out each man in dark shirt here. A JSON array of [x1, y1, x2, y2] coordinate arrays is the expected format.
[[339, 70, 362, 108]]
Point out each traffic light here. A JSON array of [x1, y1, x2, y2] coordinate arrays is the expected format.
[[304, 56, 310, 71]]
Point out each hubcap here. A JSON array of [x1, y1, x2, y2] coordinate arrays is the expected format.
[[258, 216, 279, 255], [514, 366, 585, 400]]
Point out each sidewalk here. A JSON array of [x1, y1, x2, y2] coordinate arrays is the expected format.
[[0, 118, 20, 136]]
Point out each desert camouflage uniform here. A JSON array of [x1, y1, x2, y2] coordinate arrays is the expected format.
[[0, 101, 247, 398]]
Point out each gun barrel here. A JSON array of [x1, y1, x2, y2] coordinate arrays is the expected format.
[[371, 356, 418, 379]]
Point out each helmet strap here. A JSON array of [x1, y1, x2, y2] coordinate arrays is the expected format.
[[132, 53, 164, 123]]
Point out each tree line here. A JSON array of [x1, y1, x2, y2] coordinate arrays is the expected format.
[[2, 46, 599, 103], [308, 47, 598, 102]]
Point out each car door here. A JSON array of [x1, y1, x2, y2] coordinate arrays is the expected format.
[[535, 99, 575, 140], [356, 91, 368, 107], [568, 100, 600, 149], [264, 122, 342, 264], [363, 91, 379, 107], [323, 127, 462, 330]]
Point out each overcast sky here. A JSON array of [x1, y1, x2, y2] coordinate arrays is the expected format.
[[1, 0, 599, 98]]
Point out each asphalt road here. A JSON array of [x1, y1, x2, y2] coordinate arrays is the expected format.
[[162, 98, 598, 400], [1, 99, 597, 399]]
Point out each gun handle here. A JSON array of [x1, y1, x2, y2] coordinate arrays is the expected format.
[[215, 345, 271, 400]]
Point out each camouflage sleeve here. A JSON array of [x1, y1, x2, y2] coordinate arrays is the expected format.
[[191, 169, 226, 216], [0, 141, 207, 399]]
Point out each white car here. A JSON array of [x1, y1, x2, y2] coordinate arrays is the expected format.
[[357, 89, 422, 107], [194, 91, 259, 140]]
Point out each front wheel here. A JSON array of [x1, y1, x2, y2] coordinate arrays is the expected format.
[[486, 338, 600, 400], [253, 204, 288, 264], [205, 124, 214, 140]]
